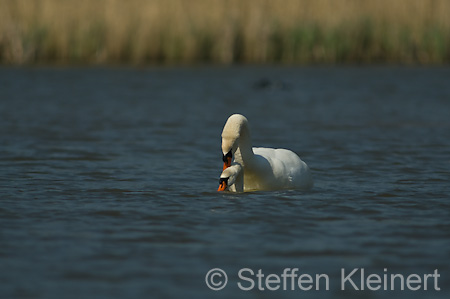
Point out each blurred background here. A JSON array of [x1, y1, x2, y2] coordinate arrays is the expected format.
[[1, 0, 450, 65]]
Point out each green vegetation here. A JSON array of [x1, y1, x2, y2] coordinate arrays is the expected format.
[[1, 0, 450, 64]]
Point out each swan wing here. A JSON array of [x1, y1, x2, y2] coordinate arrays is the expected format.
[[251, 147, 313, 190]]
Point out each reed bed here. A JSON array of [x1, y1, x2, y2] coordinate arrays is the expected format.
[[1, 0, 450, 64]]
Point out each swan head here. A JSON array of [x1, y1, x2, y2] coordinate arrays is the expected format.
[[221, 114, 248, 169], [217, 164, 242, 191]]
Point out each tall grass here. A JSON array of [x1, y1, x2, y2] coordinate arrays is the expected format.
[[1, 0, 450, 64]]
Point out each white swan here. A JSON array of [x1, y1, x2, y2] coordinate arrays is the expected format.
[[218, 163, 243, 192], [218, 114, 313, 192]]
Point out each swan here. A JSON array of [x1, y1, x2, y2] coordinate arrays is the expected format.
[[218, 114, 313, 192], [218, 163, 243, 192]]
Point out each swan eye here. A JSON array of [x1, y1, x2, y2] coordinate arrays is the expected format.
[[222, 150, 232, 163]]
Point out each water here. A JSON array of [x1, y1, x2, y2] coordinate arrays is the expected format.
[[1, 66, 449, 299]]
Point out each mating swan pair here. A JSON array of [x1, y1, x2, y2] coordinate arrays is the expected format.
[[218, 114, 313, 192]]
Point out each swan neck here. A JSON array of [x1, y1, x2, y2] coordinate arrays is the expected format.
[[237, 123, 254, 165]]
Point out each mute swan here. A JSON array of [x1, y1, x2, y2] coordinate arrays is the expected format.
[[218, 163, 243, 192], [218, 114, 313, 192]]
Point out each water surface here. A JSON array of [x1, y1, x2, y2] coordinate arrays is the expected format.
[[1, 66, 449, 298]]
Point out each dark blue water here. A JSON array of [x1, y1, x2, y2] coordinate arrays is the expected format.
[[1, 66, 449, 299]]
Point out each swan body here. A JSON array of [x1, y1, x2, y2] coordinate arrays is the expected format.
[[219, 114, 313, 192]]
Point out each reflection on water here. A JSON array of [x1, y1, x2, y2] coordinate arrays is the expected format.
[[1, 66, 449, 298]]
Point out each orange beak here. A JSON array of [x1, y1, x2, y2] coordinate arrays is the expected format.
[[218, 178, 227, 191], [223, 156, 232, 170], [222, 151, 232, 170], [218, 181, 226, 191]]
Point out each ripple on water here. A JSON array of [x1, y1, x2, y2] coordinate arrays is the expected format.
[[1, 67, 450, 299]]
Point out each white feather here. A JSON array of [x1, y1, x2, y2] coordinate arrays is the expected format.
[[220, 114, 313, 192]]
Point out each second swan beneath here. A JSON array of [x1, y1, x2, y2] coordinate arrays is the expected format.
[[218, 114, 313, 192]]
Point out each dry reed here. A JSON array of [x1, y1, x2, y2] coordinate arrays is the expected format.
[[1, 0, 450, 64]]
